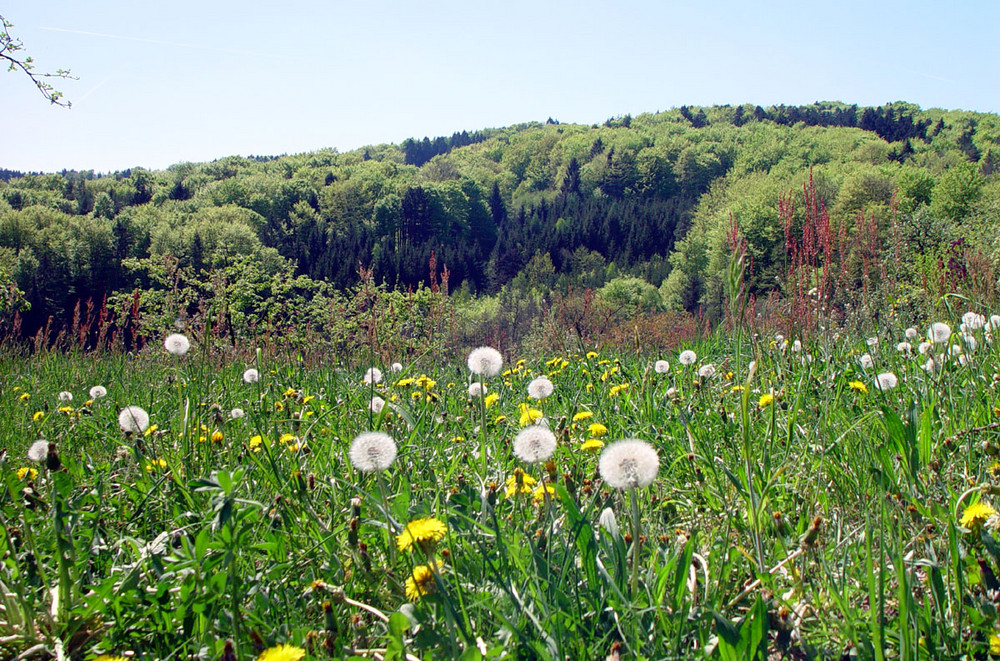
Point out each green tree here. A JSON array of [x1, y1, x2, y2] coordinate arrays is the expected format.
[[932, 162, 983, 223], [1, 14, 74, 106]]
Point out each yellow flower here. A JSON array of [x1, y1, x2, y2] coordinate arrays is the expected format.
[[211, 430, 224, 443], [18, 392, 30, 401], [572, 411, 593, 422], [989, 462, 1000, 480], [274, 401, 284, 411], [730, 385, 745, 392], [586, 351, 598, 359], [991, 633, 1000, 655], [450, 435, 465, 443], [532, 484, 556, 505], [580, 439, 605, 452], [144, 424, 158, 437], [961, 502, 996, 529], [405, 562, 442, 601], [283, 387, 297, 398], [504, 468, 537, 498], [484, 393, 499, 408], [279, 433, 297, 444], [545, 356, 562, 367], [587, 422, 608, 437], [493, 415, 507, 424], [609, 383, 629, 397], [17, 467, 38, 481], [848, 381, 868, 394], [249, 435, 264, 451], [257, 644, 306, 661], [144, 458, 167, 472], [395, 377, 415, 387], [94, 656, 127, 661], [58, 406, 73, 413], [32, 411, 44, 422], [416, 375, 436, 390], [518, 403, 543, 426], [411, 391, 423, 400], [301, 395, 315, 405], [758, 393, 774, 408], [396, 517, 448, 552], [586, 383, 595, 392]]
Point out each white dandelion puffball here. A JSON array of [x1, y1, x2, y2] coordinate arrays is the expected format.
[[118, 406, 150, 433], [527, 376, 554, 400], [390, 362, 403, 373], [89, 385, 107, 399], [164, 333, 190, 356], [513, 426, 557, 463], [949, 344, 963, 356], [369, 396, 386, 414], [962, 312, 986, 330], [904, 327, 918, 340], [243, 368, 260, 384], [791, 340, 802, 353], [928, 322, 952, 344], [698, 363, 717, 379], [917, 341, 932, 355], [467, 346, 503, 377], [896, 342, 912, 354], [230, 408, 245, 419], [28, 439, 49, 463], [774, 334, 785, 343], [991, 315, 1000, 330], [962, 334, 978, 352], [859, 354, 874, 369], [349, 432, 397, 473], [599, 439, 660, 489], [58, 391, 73, 402], [363, 367, 383, 385], [666, 387, 678, 399], [866, 337, 879, 347], [679, 349, 697, 366], [654, 360, 670, 374], [468, 382, 487, 397], [875, 372, 898, 391]]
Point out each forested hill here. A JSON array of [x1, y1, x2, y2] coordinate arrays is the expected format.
[[1, 101, 999, 340]]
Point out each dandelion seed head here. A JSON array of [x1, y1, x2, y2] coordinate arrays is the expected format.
[[904, 327, 918, 340], [698, 363, 716, 379], [369, 396, 386, 414], [866, 337, 879, 347], [28, 439, 49, 463], [230, 408, 245, 419], [467, 346, 503, 377], [513, 426, 557, 463], [896, 342, 912, 354], [599, 439, 660, 489], [391, 362, 403, 373], [164, 333, 191, 356], [917, 341, 932, 355], [678, 350, 697, 366], [467, 382, 487, 397], [349, 432, 397, 473], [89, 385, 107, 399], [243, 368, 260, 384], [962, 312, 986, 330], [875, 372, 898, 391], [58, 391, 73, 402], [962, 334, 978, 351], [363, 367, 383, 385], [928, 322, 952, 344], [666, 387, 678, 399], [527, 376, 554, 400], [653, 360, 670, 373], [859, 354, 874, 369], [791, 340, 802, 353], [118, 406, 150, 433], [991, 315, 1000, 330]]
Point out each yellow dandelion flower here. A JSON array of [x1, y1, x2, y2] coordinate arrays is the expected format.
[[58, 406, 73, 413], [18, 392, 30, 401], [301, 395, 315, 405], [991, 633, 1000, 655], [279, 433, 297, 444], [518, 403, 543, 426], [586, 351, 598, 359], [494, 414, 507, 424], [586, 383, 595, 392], [405, 562, 441, 601], [532, 484, 556, 505], [758, 393, 774, 408], [94, 656, 127, 661], [249, 435, 264, 452], [85, 399, 94, 406], [484, 392, 499, 408], [504, 468, 537, 498], [144, 424, 158, 437], [257, 644, 306, 661], [283, 387, 297, 398], [730, 385, 745, 392], [274, 401, 284, 411], [411, 391, 423, 400], [587, 422, 608, 437], [395, 377, 415, 387], [545, 356, 562, 367], [450, 435, 465, 443], [17, 467, 38, 481], [397, 517, 448, 552], [580, 439, 605, 452], [609, 383, 629, 397], [961, 502, 996, 529], [989, 462, 1000, 480], [211, 430, 224, 443], [848, 381, 868, 394], [573, 411, 594, 422], [198, 435, 207, 443], [32, 411, 44, 422], [144, 458, 167, 472]]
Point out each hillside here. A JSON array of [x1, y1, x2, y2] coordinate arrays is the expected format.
[[1, 101, 998, 345]]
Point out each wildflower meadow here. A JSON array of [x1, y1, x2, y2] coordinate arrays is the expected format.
[[4, 311, 1000, 660]]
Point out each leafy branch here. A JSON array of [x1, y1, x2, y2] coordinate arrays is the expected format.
[[1, 14, 75, 107]]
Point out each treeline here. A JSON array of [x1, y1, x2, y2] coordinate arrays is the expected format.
[[1, 101, 998, 344]]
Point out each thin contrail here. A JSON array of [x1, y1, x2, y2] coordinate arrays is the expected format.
[[40, 26, 302, 60]]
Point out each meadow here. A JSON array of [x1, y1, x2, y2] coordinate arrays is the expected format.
[[3, 311, 1000, 661]]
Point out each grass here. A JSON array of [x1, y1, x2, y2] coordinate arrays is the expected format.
[[2, 315, 1000, 660]]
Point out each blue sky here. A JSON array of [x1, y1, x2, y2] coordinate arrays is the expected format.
[[4, 0, 999, 173]]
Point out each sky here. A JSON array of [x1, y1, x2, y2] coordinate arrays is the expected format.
[[4, 0, 999, 174]]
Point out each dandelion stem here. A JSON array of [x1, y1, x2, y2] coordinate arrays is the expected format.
[[629, 486, 641, 598]]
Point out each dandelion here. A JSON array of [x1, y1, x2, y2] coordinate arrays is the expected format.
[[257, 645, 306, 661], [580, 439, 605, 452], [960, 501, 996, 529], [928, 322, 952, 344], [527, 376, 554, 400], [791, 340, 802, 353], [94, 656, 128, 661], [866, 337, 879, 347], [349, 432, 397, 473], [599, 439, 660, 490], [118, 406, 150, 433], [653, 360, 670, 373], [666, 387, 678, 399], [484, 392, 499, 408], [513, 426, 557, 463], [28, 440, 48, 463], [904, 327, 918, 340], [858, 354, 873, 369], [679, 350, 697, 366], [917, 341, 932, 355], [230, 408, 245, 419], [698, 363, 716, 379], [363, 367, 383, 385], [991, 633, 1000, 656], [58, 391, 73, 402], [758, 393, 774, 408], [848, 381, 868, 394], [962, 334, 978, 351], [505, 468, 537, 497], [369, 396, 385, 414], [467, 346, 503, 378], [243, 368, 260, 384], [896, 341, 912, 354], [211, 430, 224, 443], [249, 435, 264, 451], [32, 411, 44, 422], [962, 311, 986, 330], [468, 382, 487, 397], [18, 392, 29, 401], [405, 562, 442, 601], [875, 372, 898, 391], [588, 422, 608, 437], [397, 517, 447, 552], [517, 403, 543, 426], [89, 385, 107, 399], [17, 467, 38, 481], [164, 333, 190, 356], [572, 411, 593, 422], [390, 362, 403, 373], [532, 484, 556, 505]]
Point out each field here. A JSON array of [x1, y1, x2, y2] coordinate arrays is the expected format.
[[3, 313, 1000, 660]]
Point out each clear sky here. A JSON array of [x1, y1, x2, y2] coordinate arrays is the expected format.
[[4, 0, 999, 174]]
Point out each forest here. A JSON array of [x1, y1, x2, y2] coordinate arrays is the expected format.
[[1, 101, 998, 351]]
